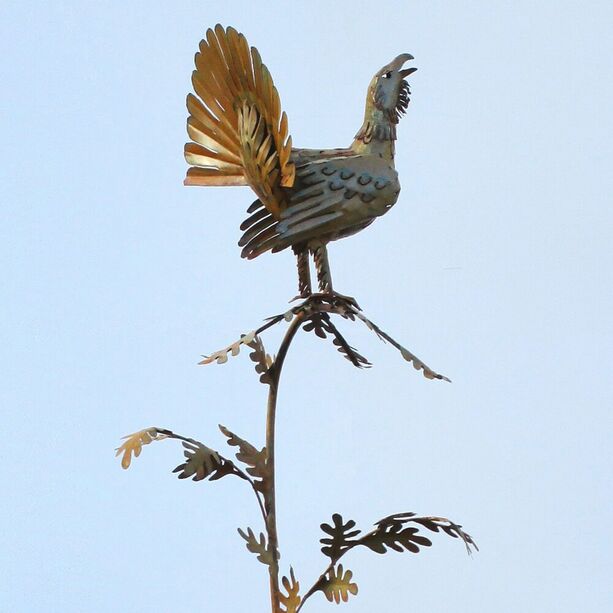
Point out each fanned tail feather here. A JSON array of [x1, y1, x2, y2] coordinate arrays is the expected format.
[[184, 25, 295, 220]]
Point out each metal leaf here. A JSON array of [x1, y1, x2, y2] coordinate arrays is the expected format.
[[320, 564, 358, 604], [238, 527, 276, 567], [172, 440, 228, 481], [301, 312, 328, 339], [115, 427, 169, 469], [219, 425, 270, 494], [375, 512, 478, 554], [361, 522, 432, 554], [116, 427, 241, 483], [320, 315, 371, 368], [199, 330, 257, 365], [279, 568, 301, 613], [320, 514, 362, 563], [247, 335, 273, 384]]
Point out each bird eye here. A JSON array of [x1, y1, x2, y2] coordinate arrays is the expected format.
[[382, 71, 392, 79]]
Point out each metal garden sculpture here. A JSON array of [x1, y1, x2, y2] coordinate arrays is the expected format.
[[116, 25, 477, 612]]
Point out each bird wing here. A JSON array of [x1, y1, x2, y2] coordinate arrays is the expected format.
[[184, 25, 294, 218], [240, 153, 398, 259]]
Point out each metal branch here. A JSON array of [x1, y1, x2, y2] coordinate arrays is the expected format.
[[197, 294, 453, 612]]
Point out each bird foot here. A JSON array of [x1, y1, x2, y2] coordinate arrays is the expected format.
[[301, 291, 361, 313], [327, 291, 361, 311]]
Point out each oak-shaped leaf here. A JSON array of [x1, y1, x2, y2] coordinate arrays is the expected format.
[[199, 330, 257, 365], [302, 312, 328, 339], [320, 514, 361, 563], [237, 527, 276, 567], [172, 441, 230, 482], [361, 521, 432, 554], [248, 335, 273, 384], [219, 425, 269, 493], [279, 567, 301, 613], [115, 427, 169, 469], [375, 512, 478, 554], [320, 564, 358, 604]]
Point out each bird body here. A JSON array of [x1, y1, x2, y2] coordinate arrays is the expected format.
[[241, 151, 400, 257], [184, 25, 416, 298]]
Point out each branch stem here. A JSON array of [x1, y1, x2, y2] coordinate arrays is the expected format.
[[265, 312, 305, 613]]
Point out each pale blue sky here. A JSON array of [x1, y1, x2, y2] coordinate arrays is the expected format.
[[1, 1, 611, 612]]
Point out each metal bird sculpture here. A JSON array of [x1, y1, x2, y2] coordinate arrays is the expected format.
[[184, 25, 417, 302], [114, 31, 465, 613]]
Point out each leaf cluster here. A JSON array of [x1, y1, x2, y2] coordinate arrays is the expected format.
[[116, 427, 241, 485], [376, 512, 479, 554], [291, 511, 477, 609], [197, 294, 449, 381], [319, 512, 477, 564]]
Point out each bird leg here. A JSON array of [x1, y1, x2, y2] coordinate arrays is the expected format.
[[310, 240, 333, 294], [294, 247, 312, 298], [310, 241, 361, 310]]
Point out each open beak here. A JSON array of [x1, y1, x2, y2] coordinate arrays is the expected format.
[[391, 53, 414, 68], [379, 53, 416, 76], [397, 54, 417, 78]]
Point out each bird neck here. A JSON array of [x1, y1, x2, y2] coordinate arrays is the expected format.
[[351, 101, 396, 160]]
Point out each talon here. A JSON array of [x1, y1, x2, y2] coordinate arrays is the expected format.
[[327, 292, 361, 311]]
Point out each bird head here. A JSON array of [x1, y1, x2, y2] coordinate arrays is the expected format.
[[369, 53, 417, 123]]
